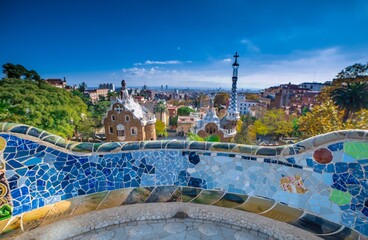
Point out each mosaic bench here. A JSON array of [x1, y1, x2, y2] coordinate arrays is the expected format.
[[0, 122, 368, 239]]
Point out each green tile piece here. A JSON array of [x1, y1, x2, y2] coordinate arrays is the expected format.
[[329, 189, 352, 206], [344, 142, 368, 160], [0, 122, 6, 132], [97, 142, 121, 152], [43, 135, 61, 145], [123, 187, 153, 204], [166, 187, 182, 202], [3, 123, 19, 132], [191, 190, 224, 205], [71, 142, 94, 152], [213, 193, 248, 208], [145, 186, 178, 203], [181, 187, 202, 202]]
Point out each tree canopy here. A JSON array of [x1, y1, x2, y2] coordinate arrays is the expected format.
[[330, 82, 368, 122], [0, 78, 88, 138], [155, 120, 168, 137], [214, 92, 230, 107], [2, 63, 41, 81], [336, 63, 368, 79], [177, 106, 195, 116]]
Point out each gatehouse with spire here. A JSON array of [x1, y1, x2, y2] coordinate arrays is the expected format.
[[196, 52, 240, 142]]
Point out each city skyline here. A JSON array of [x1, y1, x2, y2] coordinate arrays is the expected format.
[[1, 0, 368, 88]]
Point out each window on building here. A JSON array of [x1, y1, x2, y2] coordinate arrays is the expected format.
[[117, 124, 125, 137], [109, 126, 113, 134], [114, 105, 123, 113], [131, 127, 137, 135], [125, 115, 130, 122], [111, 115, 115, 121]]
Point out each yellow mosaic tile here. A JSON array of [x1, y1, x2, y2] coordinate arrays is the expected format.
[[213, 193, 248, 208], [72, 192, 108, 216], [260, 203, 304, 222], [236, 196, 274, 213], [0, 137, 6, 152], [191, 190, 224, 205], [1, 216, 21, 236], [41, 196, 84, 227], [123, 188, 153, 204], [22, 204, 53, 231], [0, 218, 10, 232], [97, 189, 133, 210]]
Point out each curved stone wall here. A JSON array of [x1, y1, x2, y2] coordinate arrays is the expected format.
[[0, 122, 368, 239]]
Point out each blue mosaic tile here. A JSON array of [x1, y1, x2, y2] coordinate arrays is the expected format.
[[328, 142, 344, 152], [2, 128, 368, 237]]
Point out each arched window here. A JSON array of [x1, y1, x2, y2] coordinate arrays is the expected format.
[[131, 127, 137, 135], [125, 115, 130, 122], [116, 124, 125, 137], [111, 115, 115, 121]]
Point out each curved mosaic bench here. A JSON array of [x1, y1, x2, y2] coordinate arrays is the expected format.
[[1, 122, 368, 239]]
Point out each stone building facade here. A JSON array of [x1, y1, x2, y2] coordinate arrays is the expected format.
[[103, 80, 156, 142]]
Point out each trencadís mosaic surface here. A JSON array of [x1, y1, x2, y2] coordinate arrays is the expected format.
[[0, 122, 368, 239]]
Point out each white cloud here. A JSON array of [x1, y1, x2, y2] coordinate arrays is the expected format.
[[237, 47, 368, 88], [134, 60, 186, 66], [240, 39, 260, 53], [58, 47, 368, 89]]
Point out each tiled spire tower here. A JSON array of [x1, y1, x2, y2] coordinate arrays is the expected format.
[[227, 52, 240, 121]]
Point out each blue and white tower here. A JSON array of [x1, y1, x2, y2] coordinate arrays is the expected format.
[[227, 52, 240, 121]]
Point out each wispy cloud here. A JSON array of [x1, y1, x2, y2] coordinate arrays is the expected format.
[[60, 47, 368, 89], [240, 39, 260, 53], [134, 60, 189, 66]]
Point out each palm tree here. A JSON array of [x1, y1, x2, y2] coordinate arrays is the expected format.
[[330, 82, 368, 123], [154, 100, 167, 121]]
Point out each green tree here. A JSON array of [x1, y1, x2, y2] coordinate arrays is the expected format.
[[155, 120, 168, 137], [234, 114, 256, 144], [2, 63, 41, 81], [298, 101, 344, 139], [107, 91, 118, 98], [169, 115, 178, 127], [0, 78, 88, 138], [205, 134, 220, 142], [78, 82, 88, 92], [187, 132, 204, 141], [330, 82, 368, 123], [259, 109, 293, 137], [177, 106, 194, 116], [214, 92, 230, 107], [154, 100, 167, 121], [336, 63, 368, 79]]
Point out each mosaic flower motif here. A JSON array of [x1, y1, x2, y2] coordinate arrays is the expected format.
[[280, 175, 308, 194]]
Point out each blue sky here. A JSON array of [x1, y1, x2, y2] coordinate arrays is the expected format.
[[1, 0, 368, 89]]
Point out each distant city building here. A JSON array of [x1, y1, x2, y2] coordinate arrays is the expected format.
[[177, 116, 196, 135], [196, 53, 240, 142], [85, 88, 109, 103], [298, 82, 326, 92], [102, 80, 156, 142], [259, 81, 324, 116], [45, 78, 66, 88], [237, 95, 259, 115], [99, 83, 115, 92]]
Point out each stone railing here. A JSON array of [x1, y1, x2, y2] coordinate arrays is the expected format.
[[0, 122, 368, 239]]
